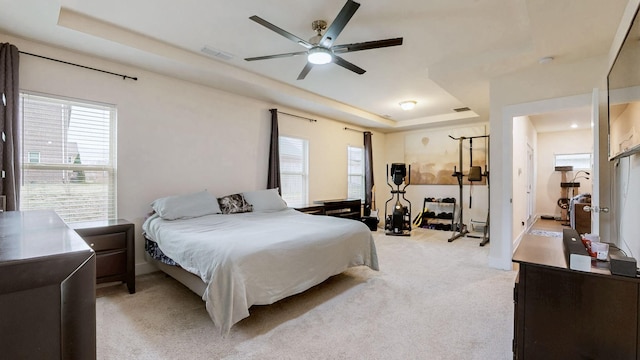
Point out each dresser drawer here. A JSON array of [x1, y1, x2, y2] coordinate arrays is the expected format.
[[96, 250, 127, 279], [84, 232, 126, 252]]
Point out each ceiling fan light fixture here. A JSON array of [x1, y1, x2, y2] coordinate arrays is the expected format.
[[399, 100, 417, 111], [308, 47, 332, 65]]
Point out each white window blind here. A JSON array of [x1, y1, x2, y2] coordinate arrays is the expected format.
[[279, 136, 308, 206], [347, 146, 364, 200], [554, 153, 591, 170], [20, 92, 117, 223]]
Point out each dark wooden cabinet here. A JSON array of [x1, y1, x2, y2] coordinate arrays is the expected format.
[[0, 210, 96, 360], [72, 219, 135, 294], [294, 204, 326, 215], [313, 199, 361, 220], [512, 232, 640, 359]]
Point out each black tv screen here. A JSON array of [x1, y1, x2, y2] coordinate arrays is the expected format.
[[608, 8, 640, 160]]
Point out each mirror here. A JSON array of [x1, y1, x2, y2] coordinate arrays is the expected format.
[[608, 9, 640, 160]]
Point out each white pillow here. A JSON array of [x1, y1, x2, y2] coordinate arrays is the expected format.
[[151, 190, 221, 220], [242, 188, 288, 212]]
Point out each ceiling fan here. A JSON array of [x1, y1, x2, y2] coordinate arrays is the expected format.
[[244, 0, 403, 80]]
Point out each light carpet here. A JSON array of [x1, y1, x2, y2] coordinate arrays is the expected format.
[[96, 229, 517, 360], [527, 229, 562, 238]]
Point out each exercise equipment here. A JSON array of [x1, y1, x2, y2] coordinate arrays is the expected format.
[[384, 163, 412, 236], [555, 165, 577, 225], [448, 134, 490, 246]]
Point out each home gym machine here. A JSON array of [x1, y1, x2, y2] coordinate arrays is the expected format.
[[384, 163, 412, 236], [448, 134, 490, 246]]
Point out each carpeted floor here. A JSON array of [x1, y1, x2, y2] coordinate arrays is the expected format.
[[96, 229, 517, 360]]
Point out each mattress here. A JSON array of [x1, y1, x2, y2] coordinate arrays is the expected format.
[[142, 208, 378, 335]]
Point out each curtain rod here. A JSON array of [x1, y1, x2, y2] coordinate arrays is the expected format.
[[344, 127, 371, 134], [19, 51, 138, 81], [277, 111, 317, 123]]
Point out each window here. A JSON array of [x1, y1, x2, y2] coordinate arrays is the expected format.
[[554, 153, 591, 170], [347, 146, 364, 200], [279, 136, 308, 206], [20, 92, 117, 223], [27, 151, 40, 163]]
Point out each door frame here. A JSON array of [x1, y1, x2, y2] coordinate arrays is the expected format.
[[491, 92, 609, 270]]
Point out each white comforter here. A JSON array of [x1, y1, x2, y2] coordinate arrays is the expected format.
[[142, 209, 378, 335]]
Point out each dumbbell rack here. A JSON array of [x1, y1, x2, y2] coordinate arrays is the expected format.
[[419, 197, 456, 232]]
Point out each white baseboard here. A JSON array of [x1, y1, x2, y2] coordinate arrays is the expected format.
[[135, 261, 158, 276]]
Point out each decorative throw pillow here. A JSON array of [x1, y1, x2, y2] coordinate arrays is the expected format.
[[218, 193, 253, 214], [151, 190, 221, 220], [242, 188, 288, 212]]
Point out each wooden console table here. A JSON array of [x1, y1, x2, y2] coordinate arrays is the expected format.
[[512, 230, 639, 359], [294, 199, 362, 220], [313, 199, 361, 220]]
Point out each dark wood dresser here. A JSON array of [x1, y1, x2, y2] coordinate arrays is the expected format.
[[72, 219, 135, 294], [512, 231, 640, 359], [312, 199, 361, 220], [0, 210, 96, 360]]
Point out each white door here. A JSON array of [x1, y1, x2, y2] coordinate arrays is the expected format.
[[526, 143, 534, 226]]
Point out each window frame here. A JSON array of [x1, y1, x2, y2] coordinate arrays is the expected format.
[[553, 153, 592, 171], [278, 135, 309, 207], [19, 91, 118, 222], [347, 145, 365, 200]]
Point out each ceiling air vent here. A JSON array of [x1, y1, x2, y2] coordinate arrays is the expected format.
[[453, 107, 471, 112], [201, 46, 234, 61]]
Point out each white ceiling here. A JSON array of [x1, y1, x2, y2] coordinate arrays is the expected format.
[[0, 0, 629, 132], [529, 107, 592, 133]]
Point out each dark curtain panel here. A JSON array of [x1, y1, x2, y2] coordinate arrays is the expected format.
[[267, 109, 281, 192], [0, 43, 20, 211], [364, 131, 374, 216]]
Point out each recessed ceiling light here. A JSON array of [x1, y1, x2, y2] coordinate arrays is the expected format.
[[399, 101, 417, 111], [571, 123, 578, 129]]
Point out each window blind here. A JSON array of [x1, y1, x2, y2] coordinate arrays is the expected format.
[[347, 146, 364, 200], [279, 136, 308, 206], [20, 92, 117, 223]]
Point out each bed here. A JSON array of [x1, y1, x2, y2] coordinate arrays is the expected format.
[[142, 189, 378, 335]]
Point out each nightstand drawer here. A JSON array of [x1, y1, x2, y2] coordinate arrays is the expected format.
[[84, 232, 126, 252], [96, 250, 127, 278]]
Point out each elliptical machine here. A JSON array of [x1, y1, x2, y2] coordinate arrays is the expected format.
[[384, 163, 411, 236]]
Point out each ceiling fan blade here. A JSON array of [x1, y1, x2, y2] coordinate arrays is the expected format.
[[320, 0, 360, 48], [332, 37, 403, 54], [297, 62, 314, 80], [245, 51, 307, 61], [249, 15, 313, 49], [333, 55, 365, 75]]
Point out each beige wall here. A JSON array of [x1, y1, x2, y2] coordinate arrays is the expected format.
[[511, 116, 537, 240], [384, 123, 490, 233], [3, 33, 387, 274]]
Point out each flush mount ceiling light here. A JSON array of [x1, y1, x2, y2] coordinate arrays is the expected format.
[[307, 46, 333, 65], [399, 101, 417, 111]]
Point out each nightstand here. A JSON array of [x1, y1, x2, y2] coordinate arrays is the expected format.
[[71, 219, 135, 294]]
